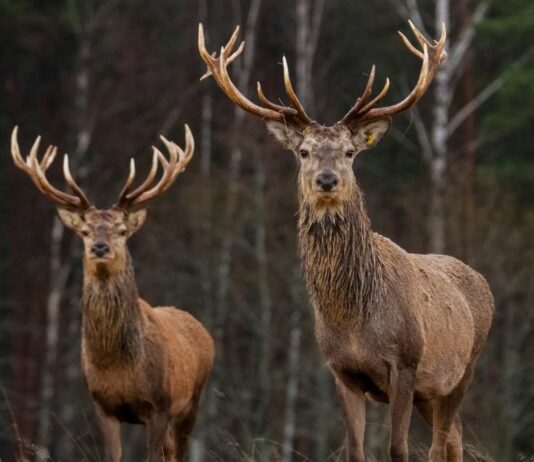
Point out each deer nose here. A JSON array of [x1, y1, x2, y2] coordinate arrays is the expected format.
[[316, 171, 338, 192], [91, 242, 110, 257]]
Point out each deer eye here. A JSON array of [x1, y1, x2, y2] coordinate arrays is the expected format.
[[345, 150, 355, 158], [81, 230, 89, 237], [119, 229, 128, 237], [299, 149, 309, 158]]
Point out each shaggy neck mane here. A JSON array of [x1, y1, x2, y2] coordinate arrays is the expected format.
[[81, 250, 143, 368], [298, 186, 383, 324]]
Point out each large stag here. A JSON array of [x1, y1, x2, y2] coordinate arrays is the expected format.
[[199, 22, 494, 462], [11, 126, 214, 462]]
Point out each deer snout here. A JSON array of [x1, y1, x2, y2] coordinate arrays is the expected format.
[[91, 242, 110, 257], [315, 170, 338, 192]]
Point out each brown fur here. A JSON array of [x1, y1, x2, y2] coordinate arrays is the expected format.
[[62, 208, 215, 462], [265, 122, 494, 462]]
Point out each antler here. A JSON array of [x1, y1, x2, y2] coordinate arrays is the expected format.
[[116, 125, 194, 209], [10, 126, 92, 210], [340, 20, 447, 125], [198, 23, 313, 127]]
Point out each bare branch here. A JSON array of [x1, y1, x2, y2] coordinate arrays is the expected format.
[[447, 76, 504, 136], [448, 49, 533, 136], [411, 104, 434, 162], [447, 2, 489, 74], [406, 0, 429, 37], [385, 0, 410, 21], [386, 0, 429, 36]]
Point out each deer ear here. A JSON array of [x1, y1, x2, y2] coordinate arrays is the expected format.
[[57, 207, 84, 231], [265, 120, 303, 151], [126, 209, 147, 234], [349, 118, 391, 152]]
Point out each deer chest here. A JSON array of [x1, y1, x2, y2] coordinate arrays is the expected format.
[[82, 355, 171, 424], [315, 319, 394, 401]]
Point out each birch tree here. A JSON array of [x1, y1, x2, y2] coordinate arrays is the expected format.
[[36, 0, 116, 454], [391, 0, 502, 252]]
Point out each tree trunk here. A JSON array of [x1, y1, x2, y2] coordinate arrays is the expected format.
[[429, 0, 450, 254], [254, 150, 272, 435], [209, 0, 262, 453], [36, 36, 92, 456], [282, 309, 302, 462], [459, 0, 477, 263]]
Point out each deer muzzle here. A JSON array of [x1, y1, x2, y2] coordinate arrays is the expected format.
[[91, 242, 110, 258], [315, 170, 339, 192]]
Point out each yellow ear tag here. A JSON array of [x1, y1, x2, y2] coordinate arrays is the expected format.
[[367, 133, 374, 145]]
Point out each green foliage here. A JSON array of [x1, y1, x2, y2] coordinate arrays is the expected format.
[[476, 1, 534, 202]]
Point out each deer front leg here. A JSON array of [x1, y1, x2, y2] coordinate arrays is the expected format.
[[388, 366, 415, 462], [147, 413, 171, 462], [95, 403, 122, 462], [335, 377, 366, 462]]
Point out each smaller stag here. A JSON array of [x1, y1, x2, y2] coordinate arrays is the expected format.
[[199, 21, 494, 462], [11, 126, 214, 462]]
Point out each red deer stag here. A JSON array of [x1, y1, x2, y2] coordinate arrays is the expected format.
[[10, 126, 214, 462], [199, 22, 494, 462]]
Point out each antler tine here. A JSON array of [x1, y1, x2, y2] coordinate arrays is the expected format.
[[11, 127, 35, 172], [282, 57, 312, 123], [11, 130, 51, 198], [10, 126, 90, 209], [200, 41, 244, 81], [150, 125, 194, 186], [130, 138, 179, 205], [199, 23, 312, 126], [198, 24, 246, 87], [177, 124, 195, 172], [13, 133, 65, 202], [41, 145, 58, 171], [117, 159, 137, 206], [257, 82, 298, 115], [121, 150, 160, 204], [116, 126, 194, 209], [357, 78, 391, 115], [341, 65, 379, 122], [30, 146, 85, 208], [63, 155, 92, 209], [340, 21, 447, 125], [398, 30, 424, 59], [222, 24, 241, 59], [167, 124, 195, 178]]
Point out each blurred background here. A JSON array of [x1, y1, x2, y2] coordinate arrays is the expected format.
[[1, 0, 533, 460]]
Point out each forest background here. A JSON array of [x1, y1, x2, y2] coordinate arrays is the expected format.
[[0, 0, 533, 460]]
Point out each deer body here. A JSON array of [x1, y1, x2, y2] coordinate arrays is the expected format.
[[11, 127, 213, 462], [200, 21, 494, 462], [81, 249, 213, 429], [300, 193, 492, 404]]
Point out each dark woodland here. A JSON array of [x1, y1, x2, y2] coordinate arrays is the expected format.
[[0, 0, 533, 461]]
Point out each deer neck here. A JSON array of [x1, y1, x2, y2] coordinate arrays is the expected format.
[[81, 250, 144, 368], [298, 185, 382, 325]]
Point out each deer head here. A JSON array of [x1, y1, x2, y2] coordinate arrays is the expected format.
[[10, 126, 194, 275], [199, 21, 446, 212]]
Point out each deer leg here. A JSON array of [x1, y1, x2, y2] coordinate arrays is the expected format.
[[429, 364, 473, 462], [335, 377, 366, 462], [415, 398, 434, 427], [446, 414, 463, 462], [174, 399, 200, 461], [95, 404, 122, 462], [416, 394, 463, 462], [388, 367, 416, 462], [163, 425, 176, 462], [147, 413, 171, 462]]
